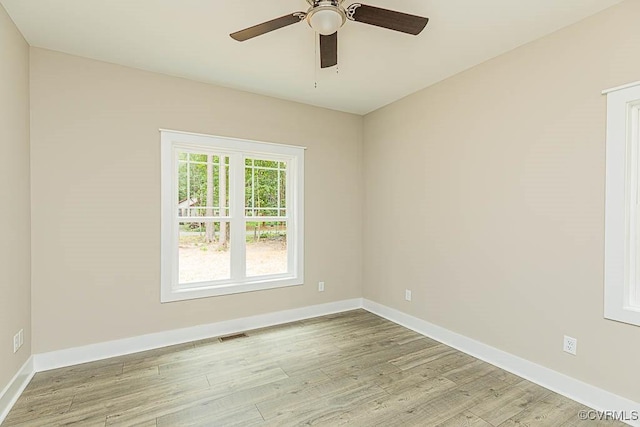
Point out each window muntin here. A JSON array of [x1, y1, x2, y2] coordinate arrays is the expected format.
[[245, 158, 287, 218], [161, 130, 304, 302], [176, 151, 230, 286], [177, 152, 229, 218]]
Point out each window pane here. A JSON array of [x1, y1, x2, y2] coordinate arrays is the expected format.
[[177, 161, 188, 207], [254, 159, 278, 168], [179, 221, 231, 284], [189, 161, 207, 210], [189, 153, 207, 163], [246, 221, 287, 277], [245, 157, 287, 217], [177, 152, 229, 217]]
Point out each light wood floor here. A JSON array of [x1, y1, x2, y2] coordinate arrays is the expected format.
[[3, 310, 624, 427]]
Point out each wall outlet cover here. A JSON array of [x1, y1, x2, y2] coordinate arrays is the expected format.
[[563, 335, 577, 355]]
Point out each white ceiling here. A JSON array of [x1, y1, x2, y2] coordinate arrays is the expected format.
[[1, 0, 624, 114]]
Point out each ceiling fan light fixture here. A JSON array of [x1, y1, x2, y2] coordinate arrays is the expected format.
[[307, 4, 346, 35]]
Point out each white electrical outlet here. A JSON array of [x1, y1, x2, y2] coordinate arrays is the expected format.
[[13, 333, 20, 353], [563, 335, 577, 355], [318, 281, 325, 292], [405, 289, 412, 301], [12, 329, 24, 353]]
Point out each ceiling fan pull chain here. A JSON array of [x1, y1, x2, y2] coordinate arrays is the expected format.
[[314, 33, 319, 88]]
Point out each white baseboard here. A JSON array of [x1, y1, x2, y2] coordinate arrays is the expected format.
[[362, 299, 640, 426], [4, 298, 638, 427], [34, 298, 364, 372], [0, 356, 35, 425]]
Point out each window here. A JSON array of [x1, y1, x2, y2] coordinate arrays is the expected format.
[[604, 81, 640, 326], [161, 130, 305, 302]]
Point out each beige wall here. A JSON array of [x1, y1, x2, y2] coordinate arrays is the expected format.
[[16, 0, 640, 408], [363, 0, 640, 403], [0, 4, 31, 390], [29, 48, 363, 353]]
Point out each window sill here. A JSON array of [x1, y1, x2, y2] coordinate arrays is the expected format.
[[161, 277, 303, 303], [604, 304, 640, 327]]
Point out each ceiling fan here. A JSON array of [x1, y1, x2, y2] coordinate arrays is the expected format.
[[230, 0, 429, 69]]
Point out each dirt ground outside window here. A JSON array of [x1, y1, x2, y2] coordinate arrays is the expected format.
[[179, 237, 287, 284]]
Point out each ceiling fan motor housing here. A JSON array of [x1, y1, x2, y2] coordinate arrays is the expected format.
[[307, 0, 346, 35]]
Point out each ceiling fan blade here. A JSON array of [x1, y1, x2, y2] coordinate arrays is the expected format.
[[320, 32, 337, 68], [230, 12, 306, 41], [346, 4, 428, 35]]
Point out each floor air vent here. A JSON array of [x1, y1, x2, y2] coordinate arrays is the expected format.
[[219, 333, 248, 342]]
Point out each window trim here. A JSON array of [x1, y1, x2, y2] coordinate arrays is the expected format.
[[160, 130, 305, 303], [604, 81, 640, 326]]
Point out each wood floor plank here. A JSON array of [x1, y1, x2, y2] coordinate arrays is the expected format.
[[497, 392, 625, 427], [156, 402, 263, 427], [2, 396, 74, 426], [22, 361, 124, 397], [388, 343, 458, 371], [103, 387, 219, 426], [206, 366, 289, 394], [318, 376, 459, 426], [121, 343, 200, 373], [323, 360, 402, 386], [254, 376, 353, 420], [4, 408, 107, 427], [71, 371, 210, 408], [202, 369, 331, 412], [260, 381, 389, 426], [318, 340, 435, 379], [3, 310, 622, 427], [76, 375, 211, 426], [467, 379, 551, 425], [104, 368, 321, 425], [442, 359, 502, 386], [375, 351, 476, 394], [371, 372, 514, 426], [437, 411, 493, 427]]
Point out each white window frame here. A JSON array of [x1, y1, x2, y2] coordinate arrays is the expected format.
[[604, 81, 640, 326], [160, 130, 305, 302]]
